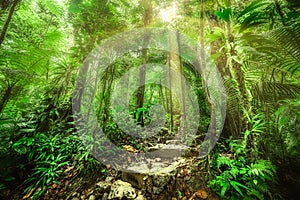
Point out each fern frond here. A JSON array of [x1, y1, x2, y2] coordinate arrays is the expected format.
[[224, 78, 241, 113], [248, 160, 276, 179], [217, 155, 232, 169]]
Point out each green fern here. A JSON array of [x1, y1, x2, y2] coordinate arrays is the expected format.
[[248, 160, 276, 179], [217, 156, 232, 169]]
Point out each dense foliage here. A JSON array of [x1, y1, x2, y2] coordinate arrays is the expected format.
[[0, 0, 299, 199]]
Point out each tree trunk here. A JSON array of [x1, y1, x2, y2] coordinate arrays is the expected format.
[[135, 0, 152, 126], [0, 0, 20, 46], [177, 32, 186, 127], [136, 55, 146, 126], [159, 80, 166, 110], [225, 0, 249, 135], [168, 31, 185, 132], [167, 58, 174, 131], [0, 84, 15, 114], [103, 66, 115, 125], [97, 70, 107, 120]]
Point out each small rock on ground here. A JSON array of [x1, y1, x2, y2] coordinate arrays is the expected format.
[[108, 180, 136, 200]]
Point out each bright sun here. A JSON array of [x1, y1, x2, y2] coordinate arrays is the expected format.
[[159, 2, 179, 23]]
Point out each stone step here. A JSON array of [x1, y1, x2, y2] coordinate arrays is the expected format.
[[122, 158, 185, 189], [122, 158, 215, 200], [148, 143, 189, 159]]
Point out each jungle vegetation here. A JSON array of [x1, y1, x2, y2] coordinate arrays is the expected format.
[[0, 0, 299, 199]]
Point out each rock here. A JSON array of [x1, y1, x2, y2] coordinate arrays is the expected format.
[[96, 181, 112, 193], [105, 176, 114, 182], [108, 180, 137, 200], [122, 170, 148, 189], [80, 195, 85, 200], [123, 158, 212, 200], [89, 194, 96, 200], [149, 144, 188, 159], [135, 194, 147, 200], [166, 140, 181, 145], [122, 159, 185, 189], [102, 193, 108, 200]]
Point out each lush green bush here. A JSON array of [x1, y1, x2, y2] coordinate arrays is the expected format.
[[209, 146, 277, 199], [209, 110, 279, 199], [264, 99, 300, 166], [0, 89, 103, 199], [12, 130, 103, 199]]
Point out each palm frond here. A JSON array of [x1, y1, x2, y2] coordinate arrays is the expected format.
[[236, 0, 273, 32], [269, 23, 300, 75], [240, 23, 300, 76], [251, 81, 300, 104], [237, 0, 270, 20]]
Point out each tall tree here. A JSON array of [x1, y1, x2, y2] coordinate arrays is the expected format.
[[135, 0, 152, 126], [0, 0, 20, 46]]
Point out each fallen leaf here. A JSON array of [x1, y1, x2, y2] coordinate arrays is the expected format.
[[123, 145, 137, 153], [64, 166, 74, 173], [184, 168, 188, 176], [195, 189, 208, 199], [185, 190, 191, 197], [23, 188, 34, 199]]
